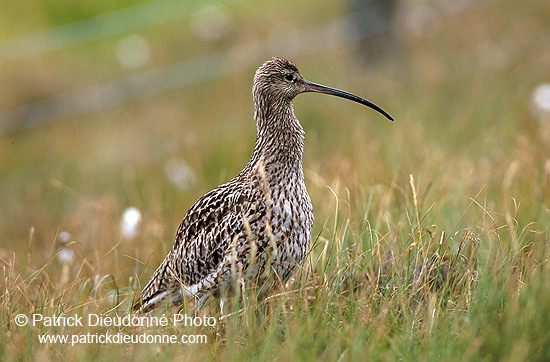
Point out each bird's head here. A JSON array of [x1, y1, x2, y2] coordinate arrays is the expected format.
[[252, 57, 393, 121], [252, 58, 308, 103]]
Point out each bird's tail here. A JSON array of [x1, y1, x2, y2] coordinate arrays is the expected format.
[[132, 255, 180, 313]]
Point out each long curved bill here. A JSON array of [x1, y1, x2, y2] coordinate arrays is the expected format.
[[303, 80, 394, 121]]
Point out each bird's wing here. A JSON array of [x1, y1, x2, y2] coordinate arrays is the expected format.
[[170, 179, 266, 285], [134, 178, 266, 311]]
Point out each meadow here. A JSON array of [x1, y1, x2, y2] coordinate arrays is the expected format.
[[0, 0, 548, 360]]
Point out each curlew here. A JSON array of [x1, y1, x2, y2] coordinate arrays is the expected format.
[[133, 57, 393, 313]]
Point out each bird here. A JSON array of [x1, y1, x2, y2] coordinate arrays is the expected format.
[[133, 57, 393, 313]]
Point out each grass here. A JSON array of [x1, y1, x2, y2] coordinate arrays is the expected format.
[[1, 0, 549, 360]]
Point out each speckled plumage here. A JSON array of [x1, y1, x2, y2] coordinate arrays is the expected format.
[[133, 58, 392, 313]]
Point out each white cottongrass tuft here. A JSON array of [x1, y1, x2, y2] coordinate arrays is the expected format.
[[121, 207, 142, 239]]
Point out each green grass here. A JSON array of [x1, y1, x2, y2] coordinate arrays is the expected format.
[[1, 0, 549, 360]]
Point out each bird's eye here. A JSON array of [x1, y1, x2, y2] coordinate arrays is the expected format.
[[285, 74, 294, 82]]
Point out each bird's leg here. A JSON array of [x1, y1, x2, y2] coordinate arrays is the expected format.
[[189, 293, 210, 316]]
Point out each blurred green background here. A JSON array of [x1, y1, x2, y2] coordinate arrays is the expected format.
[[0, 0, 549, 359]]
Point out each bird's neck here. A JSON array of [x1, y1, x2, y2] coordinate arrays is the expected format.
[[247, 99, 305, 173]]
